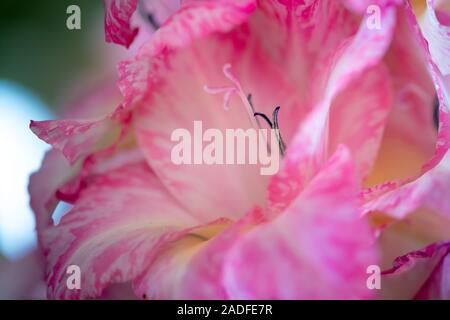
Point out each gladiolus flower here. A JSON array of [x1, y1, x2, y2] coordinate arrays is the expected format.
[[30, 0, 450, 299]]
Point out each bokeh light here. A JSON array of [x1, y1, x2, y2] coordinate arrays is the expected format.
[[0, 80, 52, 260]]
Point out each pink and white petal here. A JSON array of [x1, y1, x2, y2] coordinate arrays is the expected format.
[[132, 216, 238, 300], [380, 241, 450, 299], [104, 0, 139, 48], [422, 0, 450, 168], [328, 64, 394, 179], [0, 251, 46, 299], [363, 150, 450, 219], [363, 4, 436, 188], [415, 244, 450, 299], [179, 208, 267, 299], [104, 0, 186, 47], [423, 0, 450, 77], [61, 82, 124, 119], [29, 127, 141, 248], [133, 3, 319, 221], [131, 0, 387, 221], [141, 0, 183, 28], [30, 116, 124, 165], [28, 149, 80, 235], [42, 161, 205, 299], [374, 208, 450, 270], [98, 282, 136, 300], [134, 145, 379, 300], [30, 79, 128, 165], [252, 0, 359, 98], [117, 0, 256, 107], [222, 146, 377, 299], [29, 83, 133, 237], [108, 0, 184, 51], [149, 0, 256, 51], [132, 0, 257, 55], [268, 6, 397, 213]]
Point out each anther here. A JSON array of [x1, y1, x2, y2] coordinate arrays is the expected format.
[[147, 13, 160, 30], [253, 106, 287, 157], [273, 106, 286, 156], [433, 95, 439, 130]]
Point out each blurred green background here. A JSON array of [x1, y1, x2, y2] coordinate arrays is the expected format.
[[0, 0, 107, 108]]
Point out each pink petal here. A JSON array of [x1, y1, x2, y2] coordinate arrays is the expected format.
[[328, 64, 394, 179], [363, 1, 450, 211], [143, 0, 182, 26], [132, 216, 236, 299], [374, 208, 450, 271], [132, 2, 314, 221], [41, 159, 210, 299], [28, 149, 78, 234], [29, 129, 142, 249], [363, 6, 437, 190], [0, 251, 46, 299], [416, 244, 450, 299], [268, 6, 397, 214], [29, 83, 132, 239], [365, 2, 450, 199], [380, 241, 450, 299], [180, 208, 267, 299], [104, 0, 183, 50], [149, 0, 256, 51], [117, 0, 256, 107], [222, 146, 377, 299], [129, 0, 390, 222], [423, 0, 450, 76], [421, 0, 450, 172], [104, 0, 139, 48], [133, 207, 266, 299], [30, 116, 122, 165]]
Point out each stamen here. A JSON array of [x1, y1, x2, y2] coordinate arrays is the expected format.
[[248, 94, 263, 131], [252, 107, 287, 157], [273, 106, 286, 156], [203, 86, 236, 110], [204, 64, 264, 137], [247, 94, 254, 110], [254, 112, 273, 128]]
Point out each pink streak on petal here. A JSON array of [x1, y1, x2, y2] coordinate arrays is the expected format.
[[104, 0, 139, 48], [132, 217, 235, 299], [203, 85, 237, 110], [363, 1, 450, 205], [178, 207, 267, 299], [28, 149, 77, 234], [117, 0, 257, 107], [43, 160, 206, 299], [223, 146, 378, 299]]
